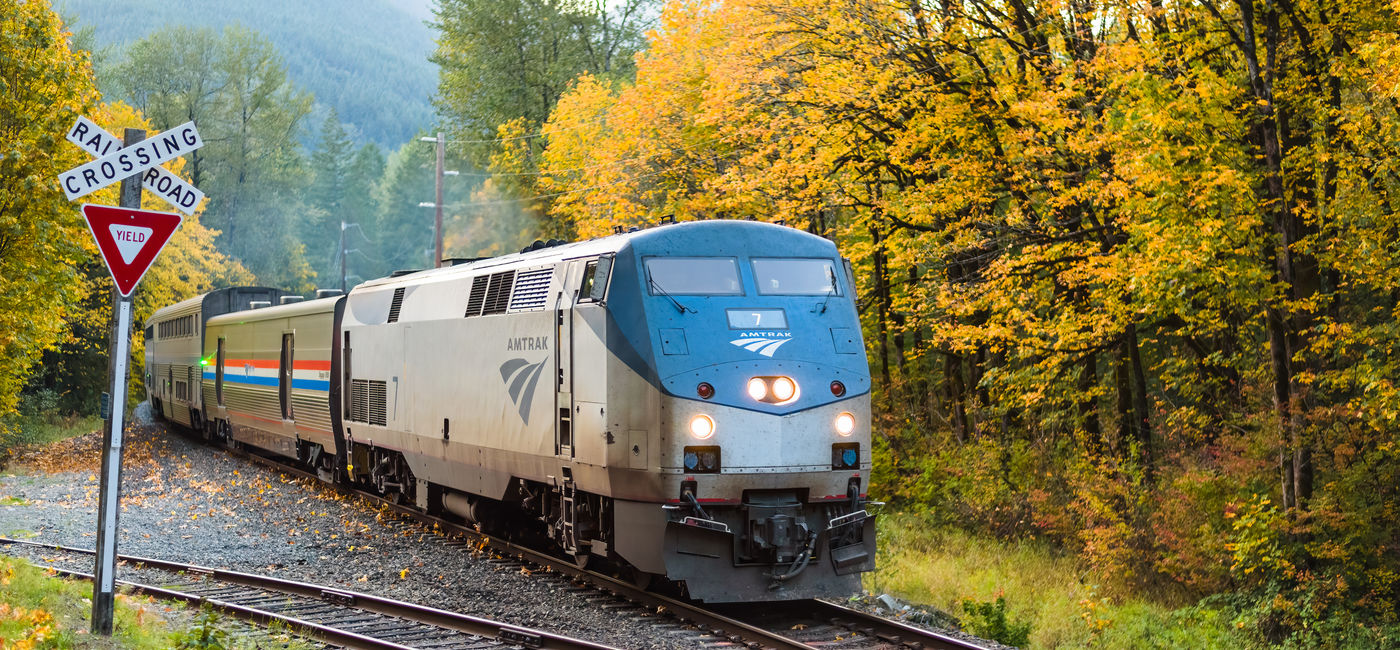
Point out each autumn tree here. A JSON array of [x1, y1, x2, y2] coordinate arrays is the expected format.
[[431, 0, 659, 233], [0, 0, 100, 421], [540, 0, 1400, 633]]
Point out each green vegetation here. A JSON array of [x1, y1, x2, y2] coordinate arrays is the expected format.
[[57, 0, 434, 148], [0, 395, 102, 468], [960, 597, 1032, 648], [0, 390, 102, 452], [873, 512, 1400, 648], [872, 514, 1236, 648], [0, 555, 178, 648]]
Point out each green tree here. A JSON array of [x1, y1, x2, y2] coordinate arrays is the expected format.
[[370, 136, 446, 275], [334, 142, 386, 289], [112, 25, 315, 290], [303, 109, 354, 282]]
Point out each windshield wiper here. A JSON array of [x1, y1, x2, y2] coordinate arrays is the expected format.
[[650, 276, 696, 314], [814, 266, 837, 314]]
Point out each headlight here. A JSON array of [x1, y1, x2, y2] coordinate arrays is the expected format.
[[689, 414, 715, 439], [747, 377, 768, 401], [771, 376, 796, 402], [834, 412, 856, 436], [746, 376, 799, 404]]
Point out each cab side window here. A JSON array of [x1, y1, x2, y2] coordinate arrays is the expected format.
[[578, 261, 598, 302]]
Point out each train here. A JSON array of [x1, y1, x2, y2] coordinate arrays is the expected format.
[[144, 219, 876, 602]]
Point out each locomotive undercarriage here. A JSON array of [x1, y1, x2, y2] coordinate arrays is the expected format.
[[659, 484, 876, 602], [338, 442, 618, 570]]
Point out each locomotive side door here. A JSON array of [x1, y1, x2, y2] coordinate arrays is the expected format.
[[554, 262, 578, 458]]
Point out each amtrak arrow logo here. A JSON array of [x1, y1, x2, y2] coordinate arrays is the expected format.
[[500, 358, 546, 424], [730, 336, 792, 357]]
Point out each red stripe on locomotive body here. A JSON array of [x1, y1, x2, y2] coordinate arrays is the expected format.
[[222, 358, 331, 371]]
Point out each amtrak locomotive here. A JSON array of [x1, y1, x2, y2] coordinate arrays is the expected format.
[[145, 220, 875, 602]]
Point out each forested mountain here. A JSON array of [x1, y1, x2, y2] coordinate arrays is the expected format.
[[58, 0, 435, 147]]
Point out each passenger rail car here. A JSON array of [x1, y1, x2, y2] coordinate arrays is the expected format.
[[145, 287, 293, 429], [147, 220, 876, 603]]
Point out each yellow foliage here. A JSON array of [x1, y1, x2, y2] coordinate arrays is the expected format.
[[0, 0, 101, 418]]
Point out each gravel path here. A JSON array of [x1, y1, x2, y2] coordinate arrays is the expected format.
[[0, 407, 684, 650]]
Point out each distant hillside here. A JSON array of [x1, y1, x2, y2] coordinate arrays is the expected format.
[[58, 0, 437, 148]]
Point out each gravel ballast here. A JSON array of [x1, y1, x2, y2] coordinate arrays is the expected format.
[[0, 407, 683, 649]]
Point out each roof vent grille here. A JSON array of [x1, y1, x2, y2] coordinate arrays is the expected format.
[[387, 287, 405, 323], [482, 270, 515, 315], [508, 269, 552, 311], [465, 276, 488, 317]]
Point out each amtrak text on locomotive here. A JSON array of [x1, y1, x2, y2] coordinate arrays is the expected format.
[[506, 336, 549, 351], [737, 331, 792, 339]]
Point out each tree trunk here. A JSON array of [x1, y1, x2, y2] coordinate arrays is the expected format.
[[1115, 329, 1134, 455], [1079, 351, 1103, 457], [946, 352, 968, 443], [1126, 323, 1152, 479], [870, 224, 893, 406]]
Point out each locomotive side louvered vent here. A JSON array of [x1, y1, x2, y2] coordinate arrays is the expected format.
[[367, 380, 387, 425], [350, 380, 367, 422], [349, 379, 387, 426], [464, 276, 488, 317], [386, 287, 405, 323], [508, 269, 552, 311], [482, 270, 515, 315]]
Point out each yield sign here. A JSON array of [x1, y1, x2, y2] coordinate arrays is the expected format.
[[80, 204, 182, 296]]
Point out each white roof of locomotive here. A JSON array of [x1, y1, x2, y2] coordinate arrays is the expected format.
[[352, 230, 635, 293]]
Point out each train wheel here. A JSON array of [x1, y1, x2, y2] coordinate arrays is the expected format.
[[628, 568, 655, 589], [571, 551, 591, 570]]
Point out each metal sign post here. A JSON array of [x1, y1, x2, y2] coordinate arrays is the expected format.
[[90, 128, 143, 635], [91, 295, 132, 634]]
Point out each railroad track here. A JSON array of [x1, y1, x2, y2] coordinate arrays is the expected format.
[[0, 537, 614, 650], [225, 444, 990, 650]]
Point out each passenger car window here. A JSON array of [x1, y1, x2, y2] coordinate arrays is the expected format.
[[752, 258, 842, 295], [644, 257, 743, 295]]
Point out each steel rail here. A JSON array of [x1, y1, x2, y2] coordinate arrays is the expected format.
[[0, 537, 614, 650], [234, 448, 813, 650], [732, 599, 993, 650]]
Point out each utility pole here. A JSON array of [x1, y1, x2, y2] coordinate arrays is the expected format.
[[433, 132, 445, 268], [419, 133, 459, 269], [339, 221, 348, 293]]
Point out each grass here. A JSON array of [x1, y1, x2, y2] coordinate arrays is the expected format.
[[866, 511, 1243, 649], [1, 414, 105, 450], [0, 554, 181, 648], [0, 555, 316, 648]]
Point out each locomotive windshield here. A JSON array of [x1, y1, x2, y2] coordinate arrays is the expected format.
[[645, 257, 743, 295], [752, 258, 842, 295]]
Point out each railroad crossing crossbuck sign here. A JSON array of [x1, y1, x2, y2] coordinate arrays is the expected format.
[[61, 118, 205, 210]]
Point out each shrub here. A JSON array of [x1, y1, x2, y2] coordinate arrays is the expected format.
[[960, 595, 1033, 647]]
